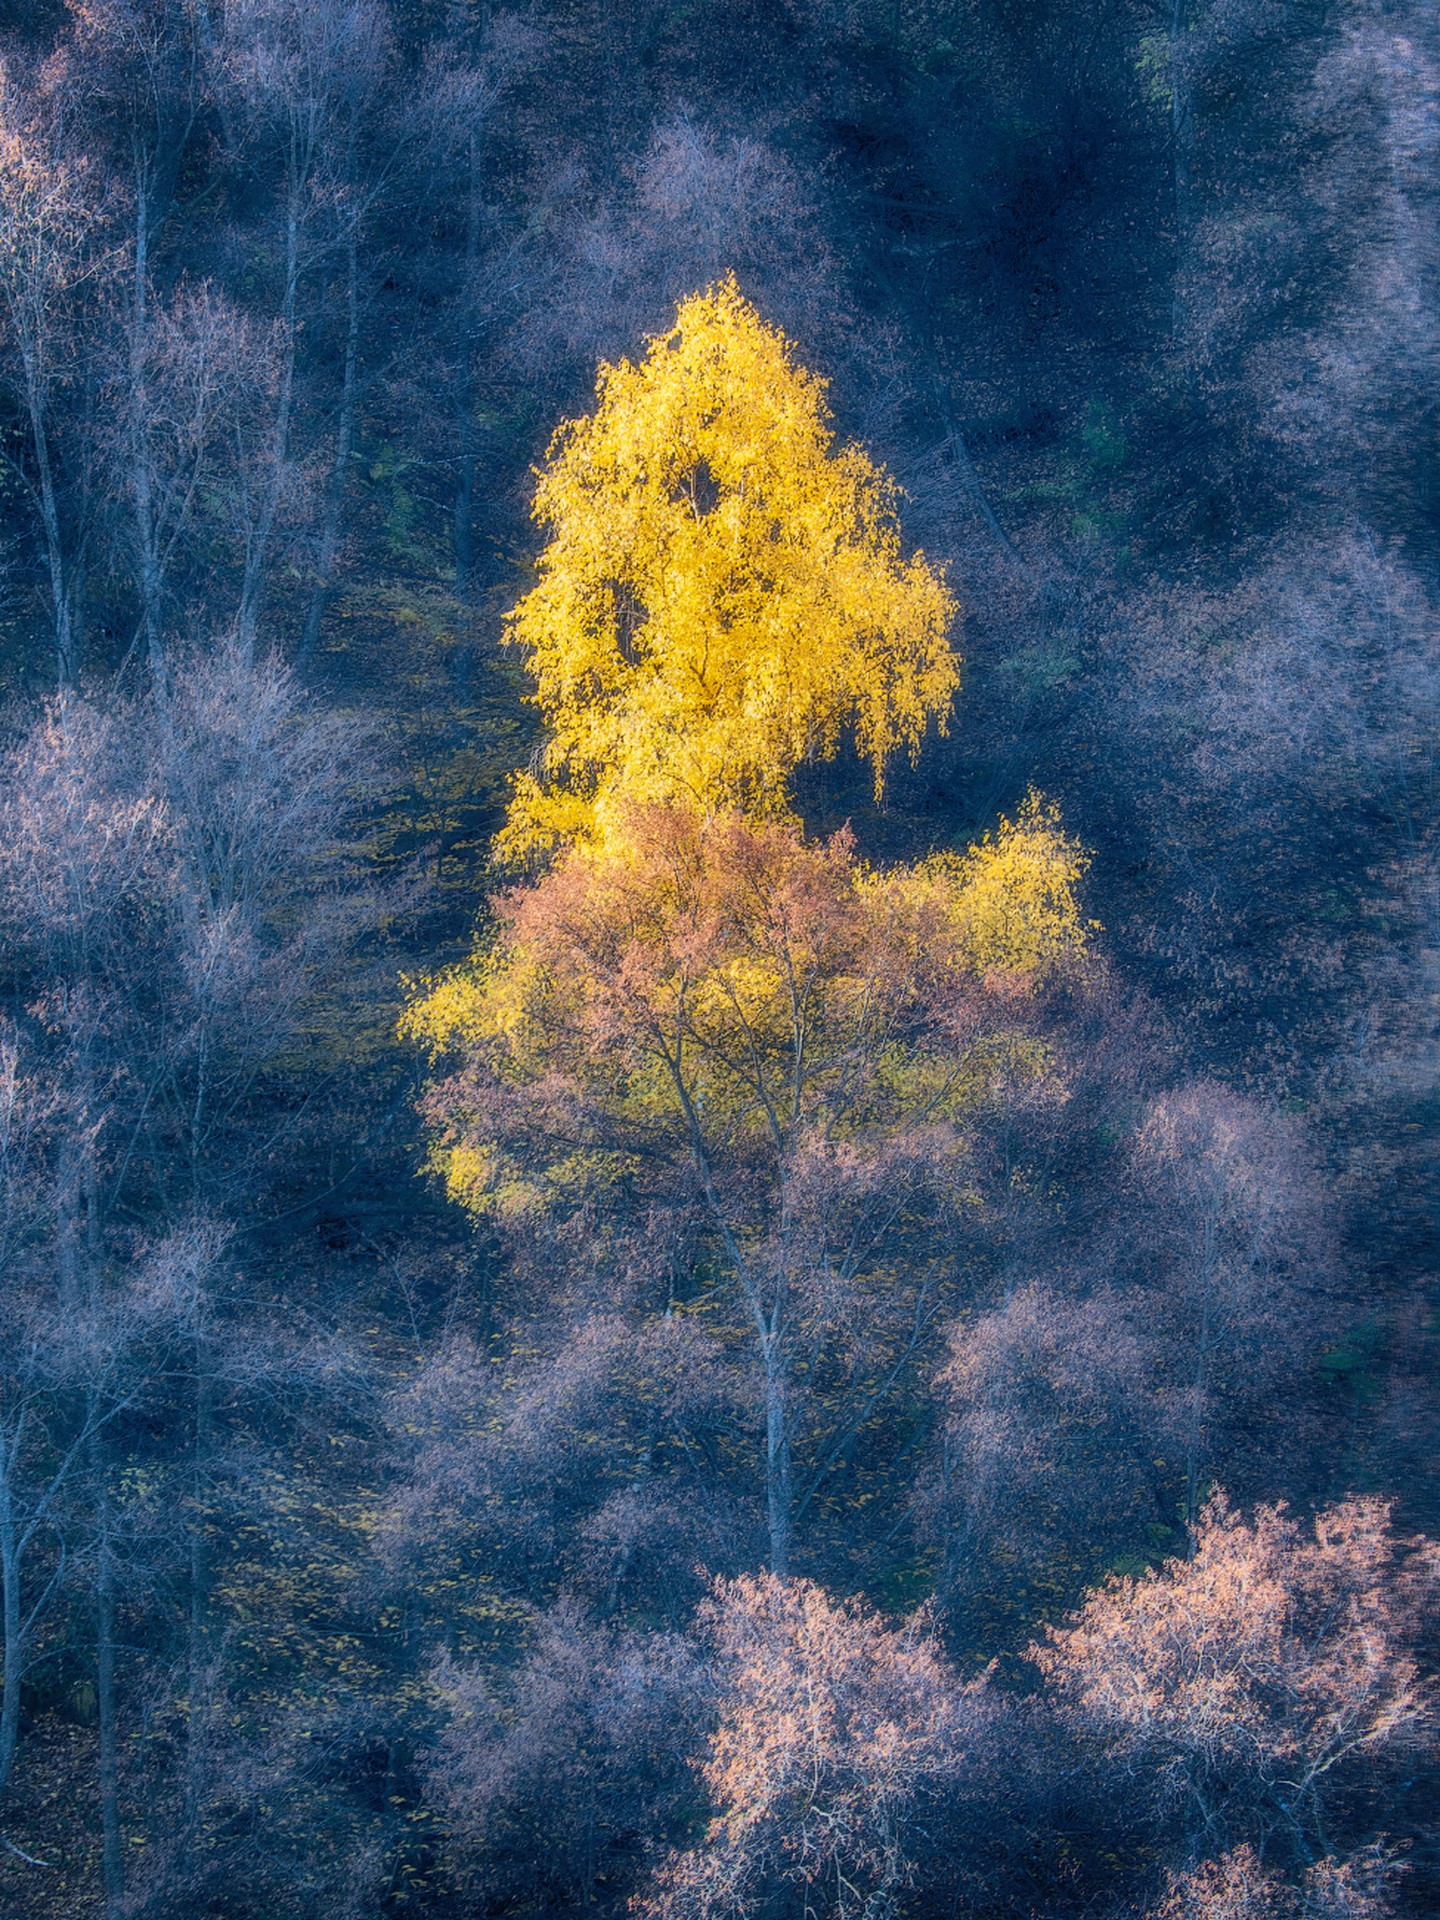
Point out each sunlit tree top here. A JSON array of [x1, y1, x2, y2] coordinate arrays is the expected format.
[[497, 274, 959, 861]]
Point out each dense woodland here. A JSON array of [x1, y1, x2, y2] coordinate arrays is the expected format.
[[0, 2, 1435, 1916]]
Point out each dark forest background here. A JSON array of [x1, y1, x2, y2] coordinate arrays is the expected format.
[[0, 2, 1434, 1915]]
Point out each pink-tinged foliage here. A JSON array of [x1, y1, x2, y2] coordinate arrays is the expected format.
[[640, 1573, 977, 1920], [1033, 1495, 1439, 1857], [409, 798, 1080, 1573], [1151, 1841, 1401, 1920]]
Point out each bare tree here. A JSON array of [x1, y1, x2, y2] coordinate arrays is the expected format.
[[102, 280, 275, 682], [1149, 1841, 1402, 1920], [1033, 1493, 1439, 1866], [380, 1310, 751, 1617], [0, 1020, 217, 1902], [426, 1603, 704, 1910], [65, 0, 209, 682], [1132, 1082, 1328, 1523], [0, 647, 373, 1909], [408, 20, 543, 605], [0, 58, 103, 683], [219, 0, 391, 657], [924, 1279, 1175, 1602], [642, 1572, 975, 1920]]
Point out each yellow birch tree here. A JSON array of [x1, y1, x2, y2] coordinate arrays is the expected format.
[[496, 274, 959, 861]]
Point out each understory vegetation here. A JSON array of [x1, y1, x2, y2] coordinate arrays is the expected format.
[[0, 3, 1435, 1917]]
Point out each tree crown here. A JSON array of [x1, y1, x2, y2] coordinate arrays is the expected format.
[[402, 797, 1087, 1220], [497, 274, 959, 862]]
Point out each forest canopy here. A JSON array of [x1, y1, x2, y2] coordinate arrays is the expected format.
[[0, 2, 1433, 1918]]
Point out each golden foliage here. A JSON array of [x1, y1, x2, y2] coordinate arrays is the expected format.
[[496, 274, 958, 861], [402, 801, 1085, 1219], [927, 787, 1092, 976]]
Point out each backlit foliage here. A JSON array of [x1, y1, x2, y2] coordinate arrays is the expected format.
[[1033, 1495, 1439, 1851], [405, 281, 1085, 1573], [915, 788, 1092, 977], [643, 1573, 967, 1920], [497, 275, 958, 860], [1150, 1843, 1400, 1920], [403, 801, 1086, 1221]]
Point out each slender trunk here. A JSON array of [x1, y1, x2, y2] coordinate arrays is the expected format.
[[182, 1348, 212, 1827], [0, 1478, 22, 1802], [927, 349, 1026, 571], [661, 1038, 796, 1575], [1184, 1325, 1208, 1530], [78, 1086, 122, 1915], [763, 1333, 791, 1579], [452, 130, 482, 600], [57, 1143, 83, 1316], [1184, 1383, 1203, 1527], [1185, 1214, 1217, 1534], [237, 200, 300, 660], [1170, 0, 1195, 343], [452, 408, 477, 599], [93, 1467, 123, 1919], [299, 225, 360, 667], [130, 166, 169, 694], [604, 1405, 660, 1615], [18, 340, 77, 686]]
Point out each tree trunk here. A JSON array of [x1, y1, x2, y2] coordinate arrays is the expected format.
[[299, 225, 360, 668], [452, 407, 477, 600], [0, 1473, 23, 1803], [1170, 0, 1196, 343], [237, 202, 300, 661], [763, 1335, 792, 1580], [89, 1421, 124, 1919], [1185, 1213, 1218, 1534], [79, 1087, 122, 1915], [129, 165, 169, 693], [452, 127, 483, 601], [18, 338, 77, 686], [182, 1349, 213, 1828]]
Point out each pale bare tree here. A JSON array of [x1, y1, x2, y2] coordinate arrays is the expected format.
[[0, 650, 372, 1912], [219, 0, 391, 657], [426, 1603, 703, 1910], [642, 1572, 975, 1920], [1034, 1494, 1439, 1864], [1133, 1082, 1327, 1522], [107, 282, 275, 675], [408, 19, 543, 604], [0, 59, 103, 682], [65, 0, 209, 682], [924, 1279, 1174, 1599], [1150, 1841, 1401, 1920]]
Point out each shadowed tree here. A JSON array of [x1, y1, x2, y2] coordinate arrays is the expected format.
[[0, 57, 102, 683], [218, 0, 391, 656], [425, 1603, 704, 1911]]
